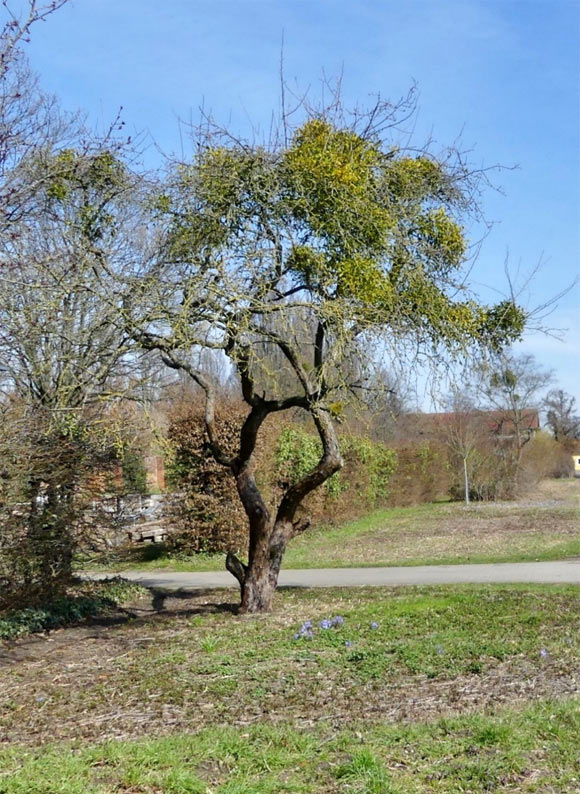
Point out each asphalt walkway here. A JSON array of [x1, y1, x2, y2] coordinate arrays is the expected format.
[[92, 560, 580, 590]]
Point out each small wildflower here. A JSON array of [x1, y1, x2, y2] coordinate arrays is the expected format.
[[436, 645, 444, 656], [319, 619, 333, 630], [540, 648, 549, 659], [294, 620, 315, 640], [370, 621, 379, 630], [331, 616, 344, 626], [35, 695, 46, 704], [345, 641, 352, 647]]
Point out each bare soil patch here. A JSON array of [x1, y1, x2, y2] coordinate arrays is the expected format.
[[363, 510, 580, 563], [2, 586, 578, 747]]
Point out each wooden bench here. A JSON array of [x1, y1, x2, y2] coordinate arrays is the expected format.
[[127, 521, 168, 544]]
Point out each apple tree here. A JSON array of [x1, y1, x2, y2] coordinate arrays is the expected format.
[[133, 99, 526, 612]]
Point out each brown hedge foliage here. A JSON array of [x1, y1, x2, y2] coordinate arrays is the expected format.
[[386, 442, 452, 506], [165, 402, 254, 554], [518, 432, 574, 491]]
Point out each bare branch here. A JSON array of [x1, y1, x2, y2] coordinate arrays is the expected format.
[[226, 551, 247, 588], [159, 351, 234, 467]]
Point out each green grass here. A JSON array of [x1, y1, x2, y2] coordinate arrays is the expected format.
[[3, 584, 580, 747], [138, 585, 577, 690], [3, 584, 580, 790], [88, 487, 580, 573], [0, 577, 146, 639], [108, 532, 580, 573], [1, 698, 579, 792]]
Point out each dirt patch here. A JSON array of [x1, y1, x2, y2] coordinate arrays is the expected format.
[[1, 589, 578, 746], [520, 478, 580, 507], [347, 501, 580, 565]]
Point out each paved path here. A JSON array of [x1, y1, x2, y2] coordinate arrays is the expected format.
[[91, 560, 580, 590]]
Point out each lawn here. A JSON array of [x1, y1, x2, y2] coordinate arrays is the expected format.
[[7, 481, 580, 792], [2, 700, 579, 792], [1, 584, 580, 791], [93, 478, 580, 573]]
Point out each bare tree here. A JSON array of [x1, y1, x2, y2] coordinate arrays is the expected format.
[[0, 1, 70, 78], [0, 147, 142, 407], [439, 386, 496, 503], [0, 2, 76, 234], [544, 389, 580, 442], [0, 141, 145, 599], [480, 352, 552, 491]]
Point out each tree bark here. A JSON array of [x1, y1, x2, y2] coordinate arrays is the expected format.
[[228, 405, 343, 613], [228, 517, 291, 613]]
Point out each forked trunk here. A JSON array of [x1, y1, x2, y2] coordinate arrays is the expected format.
[[226, 407, 342, 613], [160, 345, 344, 613], [234, 519, 289, 613]]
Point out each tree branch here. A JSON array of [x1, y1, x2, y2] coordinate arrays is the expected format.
[[231, 342, 259, 407], [226, 551, 247, 587], [314, 320, 325, 373], [291, 517, 311, 538], [158, 350, 233, 468], [276, 405, 342, 525]]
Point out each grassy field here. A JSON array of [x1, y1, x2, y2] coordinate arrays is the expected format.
[[95, 478, 580, 573], [2, 583, 580, 791], [2, 699, 579, 792], [6, 482, 580, 792]]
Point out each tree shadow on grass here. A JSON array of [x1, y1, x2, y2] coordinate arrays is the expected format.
[[0, 588, 241, 661], [148, 586, 239, 616], [78, 587, 241, 633]]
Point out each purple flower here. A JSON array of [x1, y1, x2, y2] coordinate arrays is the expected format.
[[345, 641, 352, 647], [331, 616, 344, 626], [319, 619, 333, 630], [295, 621, 314, 640], [370, 621, 379, 630], [540, 648, 549, 659]]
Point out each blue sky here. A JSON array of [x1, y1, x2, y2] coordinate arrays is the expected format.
[[22, 0, 580, 404]]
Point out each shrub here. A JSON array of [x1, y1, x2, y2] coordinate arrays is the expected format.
[[518, 432, 573, 491], [0, 577, 145, 639], [275, 425, 398, 522], [0, 401, 147, 610], [164, 402, 250, 554], [276, 426, 346, 499], [387, 442, 451, 505]]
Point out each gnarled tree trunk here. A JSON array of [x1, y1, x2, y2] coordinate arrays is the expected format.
[[226, 407, 342, 613], [226, 515, 291, 613], [155, 346, 343, 613]]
